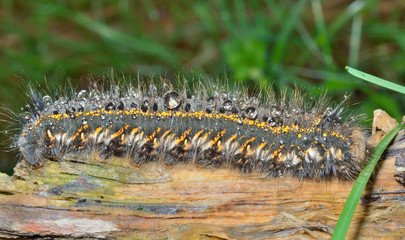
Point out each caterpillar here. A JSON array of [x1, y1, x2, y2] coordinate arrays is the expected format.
[[14, 79, 368, 180]]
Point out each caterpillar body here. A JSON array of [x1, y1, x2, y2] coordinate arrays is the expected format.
[[15, 80, 367, 180]]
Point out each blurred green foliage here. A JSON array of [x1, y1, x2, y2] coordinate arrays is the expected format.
[[0, 0, 404, 174]]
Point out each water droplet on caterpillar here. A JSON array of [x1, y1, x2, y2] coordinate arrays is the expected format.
[[141, 100, 149, 112], [207, 97, 216, 109], [130, 102, 137, 110], [223, 100, 232, 111], [325, 107, 333, 115], [117, 101, 124, 111], [163, 91, 182, 110], [270, 106, 281, 117], [184, 103, 191, 112], [245, 107, 257, 120], [77, 90, 88, 102], [90, 89, 101, 100], [43, 95, 53, 106]]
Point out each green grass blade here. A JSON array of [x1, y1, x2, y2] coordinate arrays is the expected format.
[[329, 1, 366, 38], [271, 0, 308, 63], [346, 66, 405, 94], [311, 0, 334, 69], [332, 124, 405, 240], [70, 12, 177, 64], [348, 16, 362, 67]]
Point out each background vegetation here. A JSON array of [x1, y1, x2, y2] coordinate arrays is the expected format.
[[0, 0, 404, 174]]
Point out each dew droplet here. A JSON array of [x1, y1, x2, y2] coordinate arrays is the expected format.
[[207, 97, 216, 108], [152, 102, 158, 112], [130, 102, 138, 110], [89, 89, 100, 100], [78, 105, 84, 112], [223, 100, 232, 111], [117, 101, 124, 111], [184, 103, 191, 112], [325, 107, 333, 115], [105, 102, 115, 111], [141, 100, 149, 112], [245, 107, 257, 120], [77, 90, 88, 101], [82, 119, 88, 125], [271, 106, 281, 117], [163, 91, 182, 110], [43, 95, 53, 106]]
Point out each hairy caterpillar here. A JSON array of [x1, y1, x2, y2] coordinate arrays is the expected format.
[[14, 79, 367, 180]]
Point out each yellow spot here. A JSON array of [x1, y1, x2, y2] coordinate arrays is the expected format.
[[272, 149, 281, 158], [176, 128, 191, 144], [210, 129, 226, 147], [95, 127, 103, 134], [112, 127, 125, 139], [72, 125, 88, 140], [298, 133, 302, 138], [229, 134, 238, 142], [146, 127, 161, 142], [258, 142, 267, 149], [203, 132, 211, 140], [164, 129, 172, 136], [131, 128, 139, 134], [240, 137, 256, 152]]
